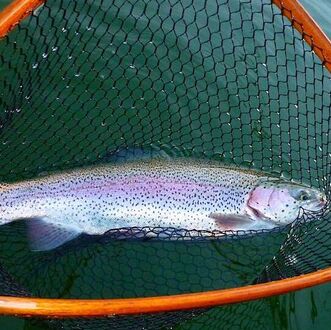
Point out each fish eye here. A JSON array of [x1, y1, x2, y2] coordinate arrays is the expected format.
[[298, 191, 309, 201]]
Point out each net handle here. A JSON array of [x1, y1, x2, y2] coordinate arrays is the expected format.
[[0, 267, 330, 317]]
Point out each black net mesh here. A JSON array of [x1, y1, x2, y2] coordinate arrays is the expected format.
[[0, 0, 330, 329]]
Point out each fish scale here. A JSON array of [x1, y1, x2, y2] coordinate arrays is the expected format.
[[1, 161, 260, 229], [0, 159, 325, 251]]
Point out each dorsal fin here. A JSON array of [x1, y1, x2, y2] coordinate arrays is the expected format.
[[102, 145, 172, 164]]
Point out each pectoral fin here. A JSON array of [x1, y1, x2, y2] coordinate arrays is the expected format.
[[26, 217, 81, 251], [209, 213, 254, 230]]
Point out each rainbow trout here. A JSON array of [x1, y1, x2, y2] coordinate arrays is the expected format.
[[0, 159, 326, 251]]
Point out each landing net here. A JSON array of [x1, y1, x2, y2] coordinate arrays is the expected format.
[[0, 0, 330, 329]]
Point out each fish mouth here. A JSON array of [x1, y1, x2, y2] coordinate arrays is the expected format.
[[321, 195, 327, 204], [317, 201, 327, 210], [305, 199, 327, 212], [320, 199, 327, 207], [317, 194, 327, 209]]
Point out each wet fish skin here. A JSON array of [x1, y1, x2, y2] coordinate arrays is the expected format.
[[0, 160, 325, 250], [1, 161, 262, 232]]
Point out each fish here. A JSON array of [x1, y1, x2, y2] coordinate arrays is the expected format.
[[0, 158, 326, 251]]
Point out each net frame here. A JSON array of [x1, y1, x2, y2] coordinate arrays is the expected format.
[[0, 267, 329, 317], [0, 0, 330, 318]]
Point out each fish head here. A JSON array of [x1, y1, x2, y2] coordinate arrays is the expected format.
[[247, 179, 327, 224]]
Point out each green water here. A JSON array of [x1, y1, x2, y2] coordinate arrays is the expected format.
[[0, 0, 330, 329]]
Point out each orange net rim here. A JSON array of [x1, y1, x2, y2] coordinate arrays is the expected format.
[[0, 267, 328, 317], [0, 0, 330, 318]]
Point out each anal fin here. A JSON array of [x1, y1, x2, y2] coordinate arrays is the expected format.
[[26, 217, 81, 251]]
